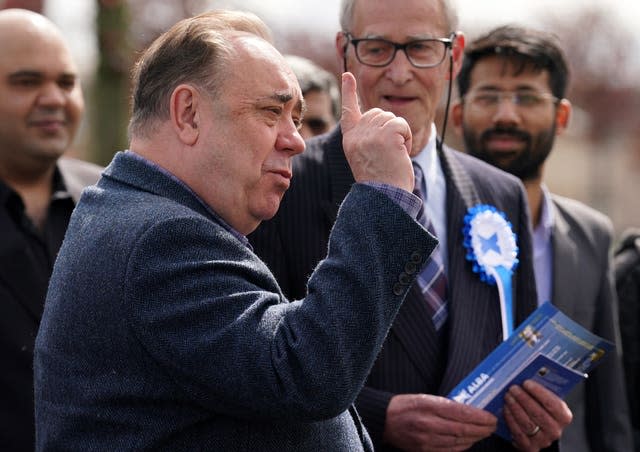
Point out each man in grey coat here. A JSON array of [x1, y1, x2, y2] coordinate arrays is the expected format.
[[33, 10, 458, 451], [452, 25, 633, 452]]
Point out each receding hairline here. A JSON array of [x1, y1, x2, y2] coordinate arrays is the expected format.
[[224, 33, 306, 117], [340, 0, 458, 32]]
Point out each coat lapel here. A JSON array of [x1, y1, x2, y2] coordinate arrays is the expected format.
[[550, 199, 579, 320], [437, 146, 505, 395], [103, 152, 220, 224]]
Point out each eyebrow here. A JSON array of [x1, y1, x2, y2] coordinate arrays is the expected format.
[[263, 92, 306, 116], [474, 84, 540, 92], [8, 70, 43, 79], [362, 33, 439, 41], [8, 70, 77, 80], [272, 92, 292, 104]]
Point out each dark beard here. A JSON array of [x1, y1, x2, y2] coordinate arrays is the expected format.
[[463, 124, 556, 181]]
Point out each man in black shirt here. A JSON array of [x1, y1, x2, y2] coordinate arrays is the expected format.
[[0, 9, 102, 451]]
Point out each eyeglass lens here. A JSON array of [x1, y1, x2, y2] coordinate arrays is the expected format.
[[467, 91, 558, 109], [354, 39, 448, 67]]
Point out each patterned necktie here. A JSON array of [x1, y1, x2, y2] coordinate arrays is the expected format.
[[413, 162, 448, 331]]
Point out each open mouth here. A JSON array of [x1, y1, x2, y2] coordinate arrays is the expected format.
[[383, 95, 416, 106]]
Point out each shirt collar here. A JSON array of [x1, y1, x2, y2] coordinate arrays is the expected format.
[[1, 165, 71, 209], [534, 184, 554, 241], [51, 165, 73, 201], [411, 123, 438, 175]]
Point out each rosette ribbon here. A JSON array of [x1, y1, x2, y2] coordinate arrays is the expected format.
[[463, 205, 519, 340]]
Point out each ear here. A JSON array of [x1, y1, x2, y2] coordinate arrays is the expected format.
[[450, 99, 464, 135], [555, 98, 571, 135], [336, 31, 348, 70], [447, 32, 466, 81], [170, 84, 200, 146]]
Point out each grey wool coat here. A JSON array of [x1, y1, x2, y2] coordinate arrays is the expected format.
[[33, 151, 436, 451]]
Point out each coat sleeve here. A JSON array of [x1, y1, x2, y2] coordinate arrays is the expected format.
[[126, 184, 437, 422]]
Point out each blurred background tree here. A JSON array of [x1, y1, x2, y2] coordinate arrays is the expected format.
[[92, 0, 131, 165]]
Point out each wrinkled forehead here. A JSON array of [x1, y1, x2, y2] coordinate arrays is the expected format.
[[226, 34, 303, 103], [349, 0, 449, 37]]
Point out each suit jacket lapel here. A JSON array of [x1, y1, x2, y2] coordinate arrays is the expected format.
[[386, 144, 489, 392], [437, 146, 505, 395], [439, 144, 481, 210], [550, 199, 579, 320]]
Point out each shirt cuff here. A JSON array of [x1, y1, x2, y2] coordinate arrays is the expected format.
[[363, 182, 423, 219]]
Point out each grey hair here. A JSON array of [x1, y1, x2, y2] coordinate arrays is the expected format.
[[128, 10, 272, 139], [339, 0, 459, 33]]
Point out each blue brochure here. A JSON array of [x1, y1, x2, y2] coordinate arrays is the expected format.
[[447, 302, 613, 441]]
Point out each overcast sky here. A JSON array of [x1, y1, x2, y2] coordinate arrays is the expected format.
[[45, 0, 640, 79]]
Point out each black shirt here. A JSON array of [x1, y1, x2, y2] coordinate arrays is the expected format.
[[1, 169, 75, 292], [0, 167, 75, 452]]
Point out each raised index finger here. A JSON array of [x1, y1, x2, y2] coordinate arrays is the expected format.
[[340, 72, 362, 132]]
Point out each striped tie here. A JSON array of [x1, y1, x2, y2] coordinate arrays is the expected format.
[[413, 162, 448, 331]]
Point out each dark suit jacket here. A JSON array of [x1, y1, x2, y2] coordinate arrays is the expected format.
[[614, 228, 640, 451], [0, 157, 101, 452], [250, 126, 539, 451], [549, 195, 632, 452], [34, 151, 436, 451]]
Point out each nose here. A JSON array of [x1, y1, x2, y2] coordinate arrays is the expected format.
[[36, 82, 67, 108], [276, 120, 305, 156], [492, 96, 521, 126], [385, 49, 414, 85]]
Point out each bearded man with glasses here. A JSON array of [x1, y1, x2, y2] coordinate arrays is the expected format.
[[451, 25, 633, 452], [250, 3, 573, 451]]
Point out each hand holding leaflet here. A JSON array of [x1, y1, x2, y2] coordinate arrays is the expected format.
[[448, 302, 613, 441]]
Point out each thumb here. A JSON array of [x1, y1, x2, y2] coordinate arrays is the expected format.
[[340, 72, 361, 132]]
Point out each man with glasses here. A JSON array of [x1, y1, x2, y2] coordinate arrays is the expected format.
[[452, 25, 633, 452], [250, 1, 573, 450]]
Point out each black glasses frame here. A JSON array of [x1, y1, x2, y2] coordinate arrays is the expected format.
[[344, 32, 453, 69]]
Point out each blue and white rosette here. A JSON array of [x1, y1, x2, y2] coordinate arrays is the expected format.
[[463, 205, 519, 341]]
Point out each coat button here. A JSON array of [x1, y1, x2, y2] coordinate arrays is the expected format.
[[392, 282, 404, 296], [398, 272, 411, 285], [410, 251, 422, 263], [405, 261, 417, 274]]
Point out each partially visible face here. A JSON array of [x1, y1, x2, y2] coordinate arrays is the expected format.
[[298, 90, 336, 139], [454, 56, 565, 181], [339, 0, 456, 154], [196, 35, 305, 235], [0, 18, 84, 169]]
